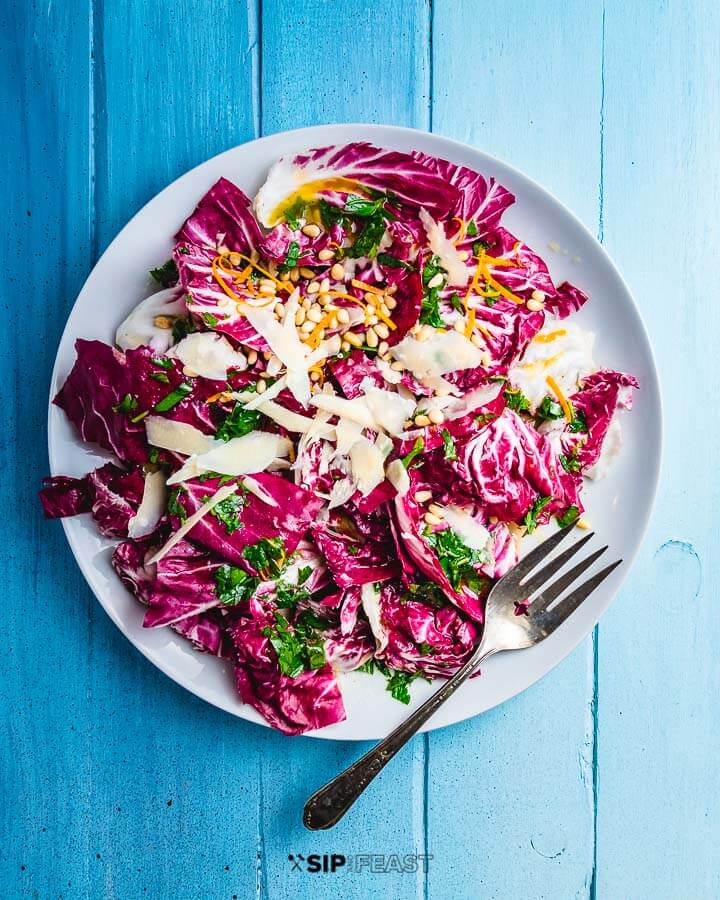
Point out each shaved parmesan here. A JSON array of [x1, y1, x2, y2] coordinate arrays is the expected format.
[[333, 417, 364, 457], [328, 475, 357, 509], [309, 394, 376, 430], [145, 417, 215, 457], [349, 437, 385, 496], [386, 459, 410, 497], [127, 470, 166, 539], [390, 331, 484, 380], [257, 399, 316, 433], [166, 432, 290, 485], [237, 375, 288, 410], [115, 288, 185, 352], [168, 332, 247, 380], [147, 484, 238, 565], [442, 506, 493, 553], [419, 208, 469, 287], [361, 382, 415, 436], [361, 582, 388, 652]]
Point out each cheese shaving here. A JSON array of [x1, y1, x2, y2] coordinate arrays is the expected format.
[[147, 484, 238, 565]]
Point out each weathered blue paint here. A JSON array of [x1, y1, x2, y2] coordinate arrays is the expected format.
[[1, 0, 716, 897]]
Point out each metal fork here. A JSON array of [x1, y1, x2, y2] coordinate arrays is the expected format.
[[303, 522, 621, 830]]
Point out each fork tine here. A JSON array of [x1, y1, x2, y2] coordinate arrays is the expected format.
[[498, 521, 577, 588], [532, 546, 609, 613], [520, 532, 595, 596], [539, 559, 623, 632]]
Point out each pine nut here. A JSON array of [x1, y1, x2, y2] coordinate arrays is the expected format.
[[153, 315, 173, 329], [301, 320, 315, 334], [454, 319, 465, 333], [373, 323, 389, 340], [531, 289, 546, 302], [310, 370, 321, 382], [345, 332, 363, 348], [424, 512, 443, 526], [378, 340, 389, 356], [274, 302, 285, 318], [427, 273, 444, 289], [480, 351, 492, 367], [279, 270, 291, 281], [428, 503, 445, 518], [428, 409, 445, 425], [386, 284, 398, 295], [320, 277, 330, 293], [289, 268, 300, 282], [527, 298, 544, 311], [307, 281, 320, 294], [318, 248, 335, 261], [299, 267, 315, 279], [307, 306, 323, 323], [458, 250, 470, 261], [576, 517, 591, 530], [416, 327, 430, 343], [295, 307, 306, 326], [414, 490, 433, 503], [262, 350, 272, 360], [365, 329, 379, 348], [414, 414, 431, 427], [259, 279, 276, 292], [336, 308, 350, 324], [246, 350, 258, 365], [379, 302, 391, 317], [384, 296, 397, 309], [366, 314, 379, 326], [302, 223, 321, 238], [256, 379, 267, 394], [390, 361, 404, 372], [330, 262, 345, 281], [228, 252, 242, 266], [341, 340, 351, 352]]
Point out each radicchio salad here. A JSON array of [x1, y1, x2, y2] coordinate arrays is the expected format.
[[41, 143, 637, 735]]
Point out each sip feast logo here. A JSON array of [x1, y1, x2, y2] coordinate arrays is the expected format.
[[288, 854, 346, 873]]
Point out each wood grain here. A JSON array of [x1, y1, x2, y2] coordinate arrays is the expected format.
[[2, 0, 718, 897]]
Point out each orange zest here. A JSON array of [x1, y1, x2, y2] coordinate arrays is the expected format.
[[545, 375, 574, 422], [351, 278, 384, 295], [451, 217, 467, 245], [534, 329, 567, 344], [464, 308, 476, 339]]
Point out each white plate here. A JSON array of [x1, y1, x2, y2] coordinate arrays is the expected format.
[[48, 124, 662, 740]]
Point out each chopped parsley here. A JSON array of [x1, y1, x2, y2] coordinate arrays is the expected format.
[[215, 403, 261, 442], [171, 315, 197, 344], [472, 239, 491, 257], [154, 382, 192, 412], [112, 393, 138, 414], [148, 447, 160, 465], [560, 447, 582, 473], [419, 255, 446, 327], [524, 495, 553, 533], [151, 356, 174, 370], [401, 436, 424, 469], [276, 566, 312, 608], [404, 581, 448, 608], [377, 252, 414, 270], [474, 412, 498, 427], [281, 240, 301, 273], [283, 198, 306, 231], [262, 609, 326, 677], [344, 194, 385, 217], [556, 506, 580, 528], [242, 537, 286, 579], [167, 486, 188, 523], [214, 564, 259, 606], [466, 219, 478, 237], [568, 409, 588, 433], [441, 428, 457, 461], [345, 195, 395, 260], [318, 199, 346, 229], [449, 292, 464, 312], [149, 371, 170, 384], [202, 312, 219, 327], [206, 492, 246, 534], [149, 259, 178, 288], [537, 396, 564, 421], [503, 387, 531, 413], [425, 527, 490, 592], [357, 658, 426, 705]]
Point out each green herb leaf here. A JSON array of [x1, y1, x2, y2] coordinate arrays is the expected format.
[[385, 670, 414, 704], [262, 609, 327, 677], [419, 255, 447, 327], [167, 486, 188, 523], [404, 581, 448, 608], [151, 356, 174, 370], [560, 448, 582, 473], [537, 396, 564, 421], [377, 252, 414, 270], [344, 194, 384, 217], [449, 292, 463, 312], [149, 259, 178, 288], [283, 197, 306, 230], [148, 447, 160, 465], [474, 412, 498, 427], [503, 387, 531, 413], [207, 492, 246, 534], [202, 312, 219, 327], [401, 437, 425, 469], [242, 537, 286, 579], [215, 564, 259, 606], [556, 505, 580, 528], [425, 527, 490, 592], [568, 409, 588, 433], [112, 393, 138, 414], [466, 219, 478, 237], [149, 371, 170, 384], [347, 215, 387, 259], [215, 403, 261, 442], [441, 428, 457, 461], [523, 495, 553, 533], [154, 382, 193, 412], [472, 239, 490, 256], [282, 240, 301, 272], [172, 315, 197, 344], [318, 199, 346, 229]]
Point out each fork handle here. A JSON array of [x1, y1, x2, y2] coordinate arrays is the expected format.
[[303, 645, 495, 830]]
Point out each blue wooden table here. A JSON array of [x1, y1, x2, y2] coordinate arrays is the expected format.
[[2, 1, 717, 897]]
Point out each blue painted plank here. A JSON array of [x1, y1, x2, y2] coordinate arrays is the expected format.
[[427, 2, 603, 896], [596, 2, 720, 897], [257, 3, 434, 898]]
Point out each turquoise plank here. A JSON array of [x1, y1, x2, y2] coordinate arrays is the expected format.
[[596, 2, 720, 897], [428, 2, 603, 896], [257, 2, 433, 898], [0, 2, 95, 897]]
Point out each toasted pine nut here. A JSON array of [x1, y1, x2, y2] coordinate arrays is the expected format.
[[345, 332, 363, 348], [302, 223, 321, 238], [424, 512, 443, 526], [318, 248, 335, 261], [330, 262, 345, 281], [427, 272, 444, 289], [527, 298, 544, 311], [390, 361, 404, 371], [307, 305, 323, 323], [414, 414, 431, 427], [299, 267, 315, 279], [306, 281, 320, 294], [428, 409, 445, 425], [336, 308, 350, 325], [458, 250, 470, 261], [384, 295, 397, 309], [274, 302, 285, 318], [153, 315, 173, 329], [365, 329, 379, 348], [320, 277, 330, 293], [256, 379, 267, 394], [289, 268, 300, 282], [300, 320, 315, 334], [378, 340, 389, 356], [415, 490, 433, 503], [428, 503, 445, 518], [576, 517, 591, 530], [531, 289, 546, 302], [228, 252, 242, 266], [246, 349, 258, 365], [295, 307, 306, 326], [365, 314, 379, 326], [341, 340, 351, 352], [373, 323, 389, 340]]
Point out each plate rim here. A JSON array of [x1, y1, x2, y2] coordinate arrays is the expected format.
[[47, 122, 663, 740]]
